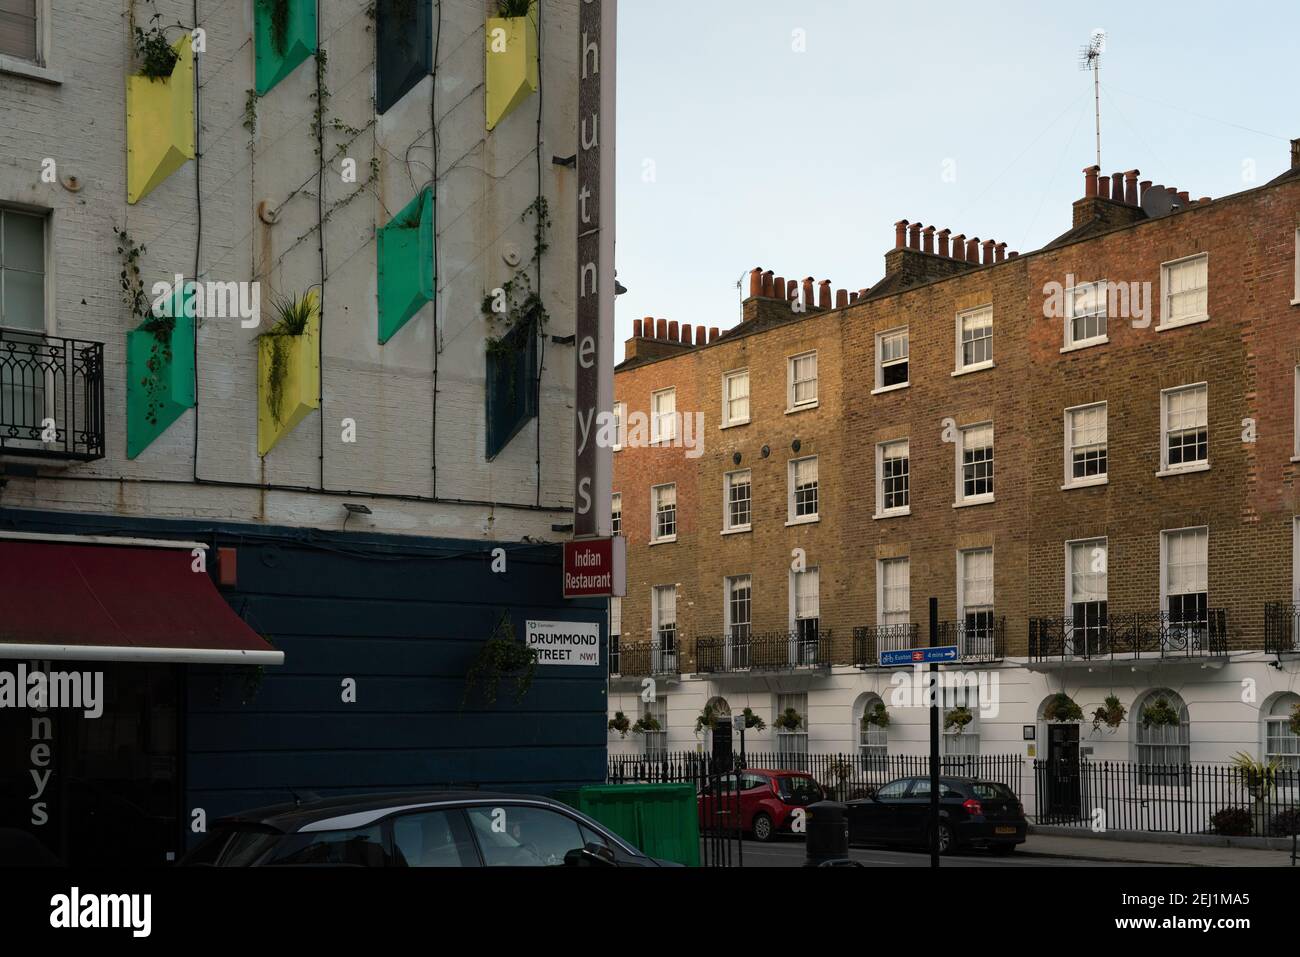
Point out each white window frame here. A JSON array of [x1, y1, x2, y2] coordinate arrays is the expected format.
[[1064, 537, 1108, 621], [1062, 402, 1108, 489], [724, 574, 752, 635], [957, 547, 994, 623], [872, 327, 909, 393], [787, 455, 820, 525], [611, 401, 626, 451], [1158, 382, 1209, 476], [954, 422, 994, 507], [649, 483, 677, 544], [1157, 252, 1210, 331], [877, 557, 910, 628], [788, 567, 820, 633], [0, 0, 58, 82], [1158, 526, 1208, 614], [651, 388, 676, 444], [874, 439, 910, 518], [1293, 367, 1300, 462], [1292, 228, 1300, 306], [787, 351, 818, 412], [1293, 517, 1300, 605], [722, 469, 752, 534], [610, 492, 621, 536], [953, 305, 994, 375], [641, 693, 668, 759], [0, 204, 50, 334], [721, 369, 750, 428], [1063, 279, 1110, 351], [775, 691, 809, 762]]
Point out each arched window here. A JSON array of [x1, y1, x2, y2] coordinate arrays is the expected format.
[[1264, 693, 1300, 770], [853, 693, 888, 768], [1134, 688, 1189, 780]]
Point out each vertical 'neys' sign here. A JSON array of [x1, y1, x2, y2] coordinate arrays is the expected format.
[[574, 0, 616, 538]]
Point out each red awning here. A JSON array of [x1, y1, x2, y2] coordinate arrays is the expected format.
[[0, 537, 283, 665]]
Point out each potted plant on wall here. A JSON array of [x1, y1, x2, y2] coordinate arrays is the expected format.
[[607, 711, 631, 739], [126, 6, 195, 203], [944, 706, 974, 733], [1231, 752, 1281, 835], [1090, 694, 1127, 732], [462, 612, 537, 707], [257, 290, 321, 456], [1140, 696, 1181, 729], [1044, 692, 1084, 723]]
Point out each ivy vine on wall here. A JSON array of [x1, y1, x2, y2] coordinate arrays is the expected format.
[[115, 226, 174, 427]]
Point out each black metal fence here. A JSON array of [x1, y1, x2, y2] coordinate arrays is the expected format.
[[609, 639, 678, 678], [608, 750, 1024, 800], [1264, 602, 1300, 655], [1034, 759, 1300, 835], [938, 618, 1006, 661], [0, 330, 104, 460], [1029, 610, 1229, 662], [695, 630, 834, 674], [853, 624, 920, 667]]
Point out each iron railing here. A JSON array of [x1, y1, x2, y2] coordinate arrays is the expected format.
[[608, 750, 1025, 800], [1029, 610, 1228, 663], [608, 639, 678, 678], [1265, 602, 1300, 655], [695, 630, 833, 674], [1034, 759, 1300, 836], [0, 329, 104, 461], [938, 617, 1006, 661], [853, 624, 920, 667]]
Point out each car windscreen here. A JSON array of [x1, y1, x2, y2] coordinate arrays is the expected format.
[[776, 776, 823, 804], [182, 824, 281, 866], [970, 782, 1016, 800]]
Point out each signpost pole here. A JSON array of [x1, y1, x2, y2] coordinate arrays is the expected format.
[[929, 596, 940, 869]]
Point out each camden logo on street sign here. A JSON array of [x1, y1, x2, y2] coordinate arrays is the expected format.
[[525, 620, 601, 667], [879, 645, 960, 667]]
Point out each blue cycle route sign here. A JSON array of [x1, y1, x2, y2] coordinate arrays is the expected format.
[[879, 645, 960, 667]]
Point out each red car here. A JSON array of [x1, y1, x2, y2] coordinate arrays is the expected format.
[[698, 769, 825, 842]]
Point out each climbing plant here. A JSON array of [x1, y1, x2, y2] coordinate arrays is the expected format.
[[496, 0, 533, 15], [132, 10, 179, 80], [483, 195, 551, 381], [309, 48, 330, 156], [115, 226, 174, 427], [259, 0, 291, 56]]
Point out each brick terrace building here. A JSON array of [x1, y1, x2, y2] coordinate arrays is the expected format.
[[610, 143, 1300, 788]]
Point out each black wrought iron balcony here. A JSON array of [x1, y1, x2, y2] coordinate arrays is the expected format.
[[853, 623, 920, 668], [938, 617, 1006, 661], [0, 330, 104, 461], [695, 630, 834, 675], [609, 639, 679, 678], [1264, 602, 1300, 655], [1028, 610, 1228, 663]]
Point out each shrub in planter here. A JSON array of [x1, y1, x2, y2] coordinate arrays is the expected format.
[[1270, 807, 1300, 837], [1210, 807, 1253, 837], [944, 706, 974, 733], [607, 711, 631, 739], [1044, 692, 1084, 723], [773, 708, 803, 733], [631, 713, 661, 735], [740, 707, 766, 732], [1140, 696, 1181, 729], [1091, 694, 1127, 731], [863, 702, 890, 729], [257, 291, 321, 456]]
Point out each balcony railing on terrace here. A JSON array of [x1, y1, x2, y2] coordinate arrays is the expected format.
[[609, 639, 678, 678], [937, 617, 1006, 661], [0, 330, 104, 461], [1028, 610, 1228, 663], [1264, 602, 1300, 655], [695, 630, 833, 674], [853, 624, 920, 667]]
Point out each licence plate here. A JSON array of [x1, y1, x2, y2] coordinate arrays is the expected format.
[[995, 826, 1016, 835]]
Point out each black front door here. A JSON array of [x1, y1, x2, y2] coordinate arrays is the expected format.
[[0, 661, 180, 865], [1045, 723, 1082, 820]]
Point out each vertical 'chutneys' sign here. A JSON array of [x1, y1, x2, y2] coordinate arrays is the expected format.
[[574, 0, 616, 538]]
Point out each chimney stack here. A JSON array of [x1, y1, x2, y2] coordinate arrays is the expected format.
[[708, 327, 720, 342], [995, 242, 1006, 263], [1124, 170, 1140, 206], [908, 223, 921, 250], [817, 280, 831, 310], [835, 289, 848, 308], [895, 220, 909, 249], [655, 318, 667, 339], [802, 277, 815, 309], [696, 324, 706, 344], [761, 270, 774, 298], [952, 234, 966, 262], [937, 228, 951, 258], [1110, 173, 1124, 201], [1098, 176, 1110, 200], [1140, 180, 1151, 204], [1292, 138, 1300, 170], [681, 324, 693, 345], [981, 239, 995, 265], [773, 276, 786, 299], [1084, 165, 1100, 198], [787, 279, 798, 302], [966, 237, 980, 262], [922, 225, 935, 255], [748, 267, 762, 298]]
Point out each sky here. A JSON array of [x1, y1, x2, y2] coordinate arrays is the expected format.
[[613, 0, 1299, 360]]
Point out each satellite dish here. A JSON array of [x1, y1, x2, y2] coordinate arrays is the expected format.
[[1141, 186, 1180, 219]]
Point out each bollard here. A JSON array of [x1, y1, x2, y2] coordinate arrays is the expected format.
[[803, 800, 859, 867]]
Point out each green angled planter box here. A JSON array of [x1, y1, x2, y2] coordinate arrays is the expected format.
[[126, 309, 195, 459], [376, 187, 434, 344], [254, 0, 317, 95], [555, 783, 700, 867]]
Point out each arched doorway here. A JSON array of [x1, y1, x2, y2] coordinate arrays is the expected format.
[[1037, 693, 1082, 820]]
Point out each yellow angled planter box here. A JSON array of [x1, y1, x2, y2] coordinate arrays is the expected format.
[[485, 8, 539, 131], [257, 301, 320, 457], [126, 34, 196, 204]]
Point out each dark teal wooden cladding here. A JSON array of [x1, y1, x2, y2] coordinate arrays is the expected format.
[[0, 508, 609, 839]]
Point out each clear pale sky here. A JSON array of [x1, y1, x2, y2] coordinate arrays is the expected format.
[[613, 0, 1298, 359]]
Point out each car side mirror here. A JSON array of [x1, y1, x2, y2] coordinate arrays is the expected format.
[[564, 843, 617, 867], [865, 786, 880, 802]]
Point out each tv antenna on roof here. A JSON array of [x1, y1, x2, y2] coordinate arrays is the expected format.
[[1079, 29, 1106, 169]]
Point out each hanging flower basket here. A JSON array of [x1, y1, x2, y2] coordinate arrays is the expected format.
[[740, 707, 766, 732], [607, 711, 631, 739], [1091, 694, 1127, 731], [773, 708, 803, 733], [1044, 692, 1084, 723], [944, 707, 974, 733], [1140, 696, 1181, 729], [863, 702, 890, 729], [632, 713, 661, 735]]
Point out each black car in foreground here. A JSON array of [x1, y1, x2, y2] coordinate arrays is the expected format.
[[180, 791, 674, 867], [846, 777, 1027, 855]]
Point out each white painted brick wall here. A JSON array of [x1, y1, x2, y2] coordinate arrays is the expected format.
[[0, 0, 583, 542]]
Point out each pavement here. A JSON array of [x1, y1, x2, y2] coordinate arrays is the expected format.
[[731, 832, 1298, 867]]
